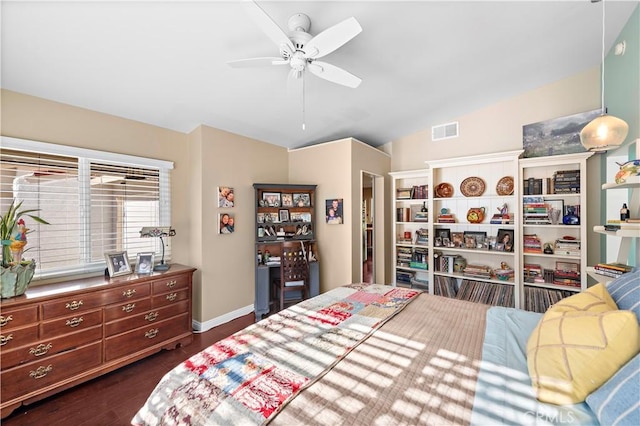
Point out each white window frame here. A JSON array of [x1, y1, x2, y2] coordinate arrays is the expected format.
[[1, 136, 174, 279]]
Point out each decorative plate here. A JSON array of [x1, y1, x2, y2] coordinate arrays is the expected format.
[[496, 176, 514, 196], [435, 182, 454, 198], [460, 177, 486, 197]]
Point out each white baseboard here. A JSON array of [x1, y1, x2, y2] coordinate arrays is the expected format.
[[192, 304, 254, 333]]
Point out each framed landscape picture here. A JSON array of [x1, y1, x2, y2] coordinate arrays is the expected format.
[[522, 109, 600, 158]]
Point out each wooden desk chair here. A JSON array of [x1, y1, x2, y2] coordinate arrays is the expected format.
[[273, 241, 310, 311]]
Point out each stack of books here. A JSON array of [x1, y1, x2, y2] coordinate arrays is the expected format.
[[396, 247, 412, 268], [463, 264, 492, 279], [437, 212, 456, 223], [410, 247, 429, 269], [396, 270, 414, 286], [554, 237, 580, 256], [523, 234, 543, 253], [553, 169, 580, 194], [554, 262, 580, 287], [523, 197, 551, 224], [593, 262, 633, 278], [524, 263, 544, 283]]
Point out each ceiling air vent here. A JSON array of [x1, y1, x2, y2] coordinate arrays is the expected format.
[[432, 122, 459, 141]]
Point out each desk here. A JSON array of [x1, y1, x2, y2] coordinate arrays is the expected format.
[[254, 261, 319, 320]]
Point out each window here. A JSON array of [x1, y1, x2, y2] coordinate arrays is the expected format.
[[0, 137, 173, 279]]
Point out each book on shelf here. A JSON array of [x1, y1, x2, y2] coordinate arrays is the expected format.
[[410, 185, 429, 200]]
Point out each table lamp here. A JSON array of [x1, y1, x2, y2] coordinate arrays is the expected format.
[[139, 226, 176, 271]]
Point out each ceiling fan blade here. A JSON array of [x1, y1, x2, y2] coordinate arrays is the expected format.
[[227, 57, 287, 68], [242, 0, 295, 54], [303, 17, 362, 59], [308, 61, 361, 88]]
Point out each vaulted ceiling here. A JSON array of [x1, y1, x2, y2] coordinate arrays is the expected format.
[[1, 1, 637, 149]]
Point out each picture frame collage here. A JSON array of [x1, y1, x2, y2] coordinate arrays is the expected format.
[[433, 228, 514, 252], [218, 186, 235, 234]]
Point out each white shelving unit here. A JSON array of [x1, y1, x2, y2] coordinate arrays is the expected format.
[[427, 150, 522, 307], [587, 175, 640, 283], [519, 152, 593, 311], [389, 169, 430, 290]]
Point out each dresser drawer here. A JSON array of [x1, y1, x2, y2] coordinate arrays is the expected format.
[[0, 323, 39, 351], [152, 287, 189, 308], [0, 306, 38, 331], [105, 300, 188, 337], [104, 298, 152, 322], [104, 313, 190, 361], [151, 274, 189, 294], [42, 282, 151, 319], [1, 341, 102, 402], [40, 309, 102, 338], [1, 326, 102, 370]]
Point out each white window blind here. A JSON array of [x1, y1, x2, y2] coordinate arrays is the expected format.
[[0, 137, 173, 279]]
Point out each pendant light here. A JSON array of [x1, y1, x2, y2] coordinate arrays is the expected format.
[[579, 0, 629, 152]]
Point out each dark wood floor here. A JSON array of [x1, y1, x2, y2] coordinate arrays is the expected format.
[[2, 313, 255, 426]]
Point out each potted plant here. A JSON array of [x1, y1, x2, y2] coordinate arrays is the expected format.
[[0, 199, 49, 298]]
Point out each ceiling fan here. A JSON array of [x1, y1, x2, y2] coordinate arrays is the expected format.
[[228, 1, 363, 89]]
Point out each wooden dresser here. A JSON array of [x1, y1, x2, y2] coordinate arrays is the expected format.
[[0, 264, 195, 418]]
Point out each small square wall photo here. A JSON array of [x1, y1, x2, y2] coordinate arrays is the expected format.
[[218, 186, 235, 208], [219, 213, 235, 234]]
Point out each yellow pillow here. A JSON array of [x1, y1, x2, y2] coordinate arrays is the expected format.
[[527, 309, 639, 404], [549, 283, 617, 313]]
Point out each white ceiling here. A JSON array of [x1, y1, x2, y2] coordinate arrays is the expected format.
[[1, 1, 637, 149]]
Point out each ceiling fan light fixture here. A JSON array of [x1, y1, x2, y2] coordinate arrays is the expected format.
[[579, 113, 629, 152], [580, 0, 629, 152]]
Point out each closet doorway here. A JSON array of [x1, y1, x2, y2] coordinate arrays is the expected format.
[[361, 171, 383, 284]]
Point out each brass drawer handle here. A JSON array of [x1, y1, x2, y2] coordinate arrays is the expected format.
[[0, 334, 14, 346], [122, 303, 136, 313], [166, 293, 177, 302], [65, 300, 83, 311], [145, 312, 159, 322], [30, 343, 53, 357], [0, 315, 14, 327], [122, 289, 137, 298], [144, 328, 159, 339], [29, 365, 53, 379], [66, 317, 84, 328], [166, 279, 177, 288]]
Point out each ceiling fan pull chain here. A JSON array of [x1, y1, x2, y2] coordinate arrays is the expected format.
[[302, 73, 306, 131]]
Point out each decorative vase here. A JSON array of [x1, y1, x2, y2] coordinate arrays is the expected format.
[[0, 261, 36, 298], [466, 207, 485, 223]]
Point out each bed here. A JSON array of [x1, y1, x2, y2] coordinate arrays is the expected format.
[[132, 272, 640, 426]]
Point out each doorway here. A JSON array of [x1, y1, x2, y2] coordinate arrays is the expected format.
[[362, 171, 381, 283]]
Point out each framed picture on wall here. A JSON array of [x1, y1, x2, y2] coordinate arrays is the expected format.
[[326, 198, 343, 224], [218, 186, 234, 208], [219, 213, 235, 234]]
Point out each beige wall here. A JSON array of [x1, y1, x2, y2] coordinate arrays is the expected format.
[[387, 68, 601, 169], [194, 125, 288, 325], [288, 138, 390, 291], [288, 139, 352, 291]]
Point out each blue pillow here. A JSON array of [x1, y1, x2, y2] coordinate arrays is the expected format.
[[586, 354, 640, 426], [606, 269, 640, 323]]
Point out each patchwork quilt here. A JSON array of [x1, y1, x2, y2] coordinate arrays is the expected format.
[[132, 283, 420, 425]]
